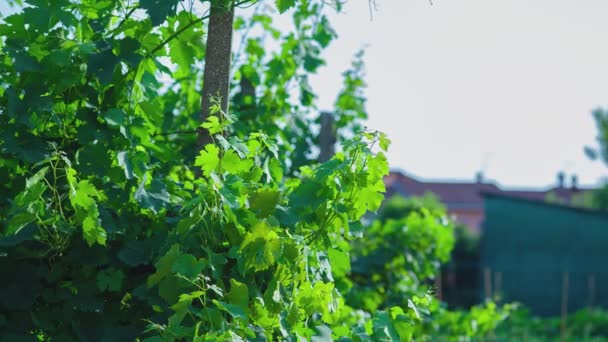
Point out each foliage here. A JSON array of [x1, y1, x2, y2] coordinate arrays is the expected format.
[[377, 193, 446, 223], [0, 0, 417, 340], [586, 108, 608, 166], [0, 0, 512, 340], [348, 195, 512, 340], [495, 307, 608, 342], [349, 195, 454, 312], [584, 107, 608, 210]]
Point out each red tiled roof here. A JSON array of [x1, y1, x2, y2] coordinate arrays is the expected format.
[[385, 171, 591, 207]]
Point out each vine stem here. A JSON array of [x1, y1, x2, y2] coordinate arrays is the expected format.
[[111, 6, 138, 38], [152, 129, 198, 137]]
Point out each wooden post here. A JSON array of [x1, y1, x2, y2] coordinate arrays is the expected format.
[[484, 267, 492, 300], [318, 112, 336, 162], [494, 271, 502, 302], [435, 270, 443, 301], [560, 271, 569, 342], [588, 273, 596, 309]]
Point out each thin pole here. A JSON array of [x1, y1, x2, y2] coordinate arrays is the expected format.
[[435, 270, 443, 301], [484, 267, 492, 300], [588, 273, 596, 309], [494, 271, 502, 302], [561, 271, 569, 342]]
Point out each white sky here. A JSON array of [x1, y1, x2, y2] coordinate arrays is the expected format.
[[311, 0, 608, 188], [2, 1, 607, 189]]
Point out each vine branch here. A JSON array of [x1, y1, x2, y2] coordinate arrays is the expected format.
[[152, 129, 198, 137]]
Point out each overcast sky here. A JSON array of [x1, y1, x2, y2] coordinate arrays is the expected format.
[[311, 0, 608, 189], [2, 1, 607, 189]]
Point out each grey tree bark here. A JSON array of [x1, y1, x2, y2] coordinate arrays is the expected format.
[[197, 3, 235, 149], [319, 112, 336, 162]]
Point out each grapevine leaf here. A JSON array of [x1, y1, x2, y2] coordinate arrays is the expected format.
[[379, 133, 391, 152], [82, 214, 107, 246], [213, 300, 248, 321], [371, 311, 401, 342], [134, 177, 171, 213], [239, 222, 282, 272], [7, 211, 37, 236], [249, 189, 280, 218], [328, 248, 350, 279], [0, 225, 37, 247], [195, 144, 220, 177], [103, 108, 126, 126], [117, 240, 148, 266], [140, 0, 180, 26], [68, 177, 107, 246], [171, 254, 206, 279], [227, 279, 249, 312], [275, 0, 296, 13], [222, 150, 253, 175], [201, 116, 222, 135], [148, 244, 181, 287], [97, 268, 125, 292]]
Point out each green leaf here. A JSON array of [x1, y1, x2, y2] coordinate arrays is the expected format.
[[134, 177, 171, 213], [227, 279, 249, 312], [171, 254, 206, 279], [328, 248, 350, 279], [275, 0, 296, 13], [25, 166, 49, 188], [6, 211, 37, 236], [103, 108, 126, 126], [177, 290, 205, 304], [296, 281, 335, 318], [97, 268, 125, 292], [213, 300, 248, 321], [87, 50, 120, 85], [15, 182, 46, 208], [72, 180, 100, 209], [371, 311, 401, 342], [249, 189, 281, 218], [195, 144, 220, 177], [148, 244, 181, 287], [158, 275, 183, 305], [313, 17, 335, 48], [117, 150, 149, 180], [67, 175, 107, 246], [379, 132, 391, 152], [268, 158, 283, 182], [201, 116, 222, 135], [76, 143, 114, 178], [118, 240, 148, 266], [83, 214, 107, 246], [222, 150, 253, 175], [140, 0, 180, 26], [204, 247, 228, 281], [239, 222, 283, 272], [0, 225, 36, 247]]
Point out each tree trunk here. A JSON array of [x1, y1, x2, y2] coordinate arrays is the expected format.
[[198, 3, 235, 149], [318, 112, 336, 162]]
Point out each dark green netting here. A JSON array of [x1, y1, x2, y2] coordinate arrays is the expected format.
[[481, 194, 608, 316]]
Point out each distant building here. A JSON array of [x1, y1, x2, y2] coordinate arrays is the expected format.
[[481, 193, 608, 315], [384, 170, 592, 234]]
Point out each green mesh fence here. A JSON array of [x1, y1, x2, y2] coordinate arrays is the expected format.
[[481, 193, 608, 316]]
